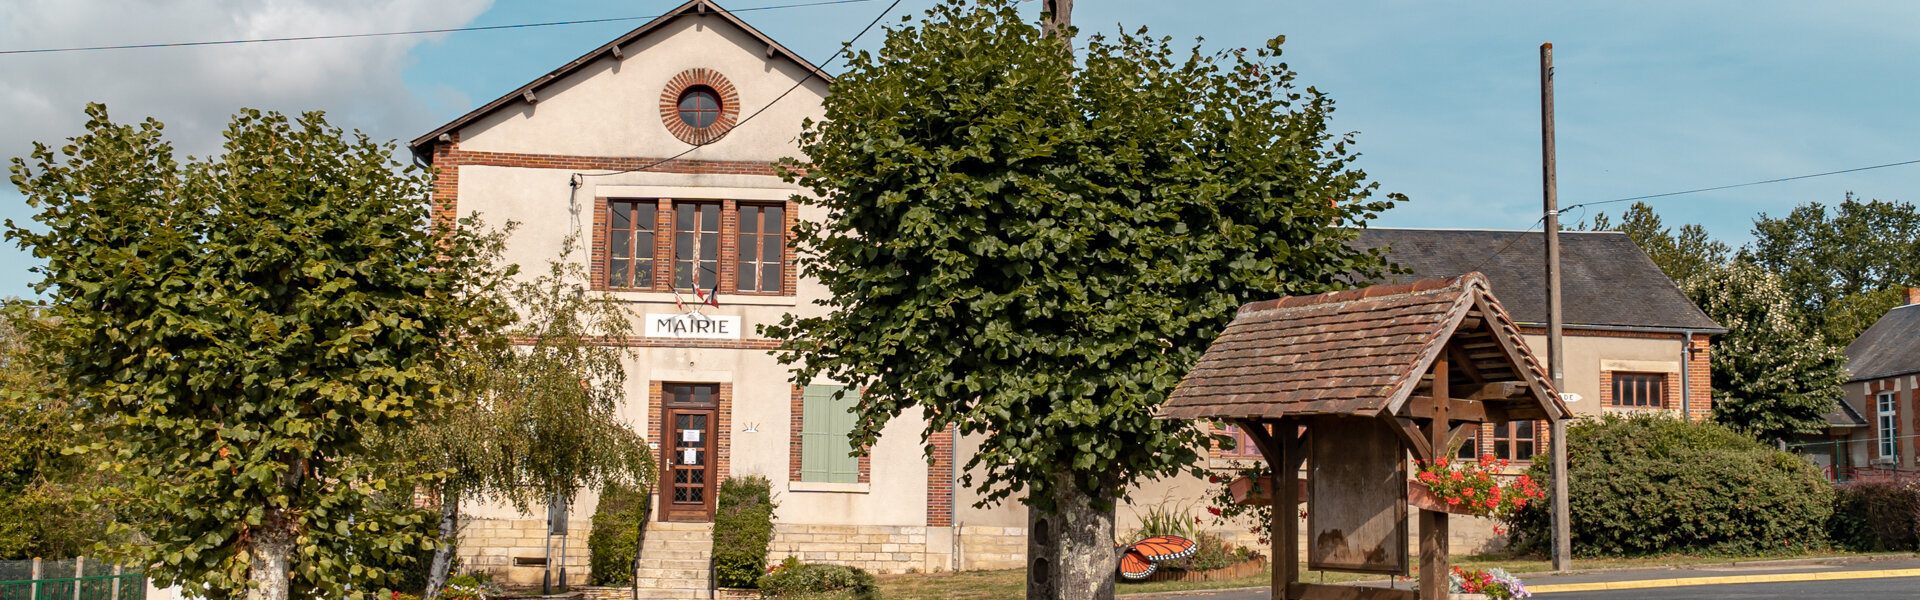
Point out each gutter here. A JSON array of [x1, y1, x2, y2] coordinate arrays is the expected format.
[[1514, 322, 1728, 336], [1680, 330, 1697, 418]]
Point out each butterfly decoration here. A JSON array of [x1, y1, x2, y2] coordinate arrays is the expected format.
[[1115, 535, 1197, 580]]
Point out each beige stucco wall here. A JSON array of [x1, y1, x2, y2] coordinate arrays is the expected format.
[[1522, 332, 1691, 417], [456, 15, 826, 162]]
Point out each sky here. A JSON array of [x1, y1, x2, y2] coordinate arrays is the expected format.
[[3, 0, 1919, 298]]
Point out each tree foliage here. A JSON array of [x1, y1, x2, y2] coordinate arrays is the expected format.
[[1582, 201, 1729, 286], [769, 0, 1396, 512], [1684, 261, 1847, 442], [0, 305, 118, 559], [6, 105, 502, 600], [1746, 193, 1920, 344], [386, 235, 655, 597]]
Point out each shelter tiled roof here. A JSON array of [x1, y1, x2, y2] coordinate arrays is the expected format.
[[1162, 273, 1565, 422]]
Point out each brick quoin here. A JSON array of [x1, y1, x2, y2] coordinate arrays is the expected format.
[[926, 425, 955, 528]]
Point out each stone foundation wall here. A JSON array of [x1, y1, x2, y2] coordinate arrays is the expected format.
[[956, 525, 1026, 571], [456, 517, 594, 586], [769, 524, 954, 574]]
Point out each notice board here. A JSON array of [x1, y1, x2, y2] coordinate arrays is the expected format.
[[1307, 415, 1409, 575]]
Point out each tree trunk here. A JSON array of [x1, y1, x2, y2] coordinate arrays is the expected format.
[[1025, 477, 1116, 600], [425, 488, 462, 599], [246, 518, 294, 600]]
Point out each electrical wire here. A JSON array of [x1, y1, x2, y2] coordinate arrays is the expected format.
[[0, 0, 876, 56], [1562, 158, 1920, 213], [571, 0, 902, 182]]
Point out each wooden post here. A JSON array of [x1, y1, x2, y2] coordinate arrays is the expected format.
[[1275, 419, 1300, 600], [1541, 41, 1573, 573], [1419, 352, 1451, 600]]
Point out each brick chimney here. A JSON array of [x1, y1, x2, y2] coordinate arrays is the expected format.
[[1908, 287, 1920, 306]]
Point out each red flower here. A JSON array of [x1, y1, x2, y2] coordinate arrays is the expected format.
[[1207, 506, 1223, 516], [1419, 471, 1438, 483]]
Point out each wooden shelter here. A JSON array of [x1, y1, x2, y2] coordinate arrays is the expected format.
[[1161, 273, 1568, 600]]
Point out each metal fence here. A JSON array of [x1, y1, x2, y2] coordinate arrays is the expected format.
[[0, 559, 146, 600]]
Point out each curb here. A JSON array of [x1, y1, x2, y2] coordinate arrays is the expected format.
[[1529, 567, 1920, 593], [1118, 585, 1265, 599]]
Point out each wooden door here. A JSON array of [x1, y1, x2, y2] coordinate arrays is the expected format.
[[661, 384, 719, 522]]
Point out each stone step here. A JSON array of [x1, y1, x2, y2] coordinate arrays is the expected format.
[[634, 549, 709, 561], [629, 588, 709, 600], [645, 521, 714, 532], [633, 568, 709, 581], [640, 531, 714, 543], [636, 559, 710, 570]]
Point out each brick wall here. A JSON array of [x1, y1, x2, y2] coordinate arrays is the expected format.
[[1685, 336, 1712, 422]]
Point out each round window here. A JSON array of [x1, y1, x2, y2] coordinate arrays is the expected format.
[[677, 86, 721, 129]]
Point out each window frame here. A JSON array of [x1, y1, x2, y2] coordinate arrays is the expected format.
[[732, 202, 787, 295], [1490, 420, 1536, 462], [1610, 371, 1667, 409], [676, 86, 722, 129], [1215, 422, 1264, 459], [1878, 391, 1898, 460], [600, 198, 791, 296]]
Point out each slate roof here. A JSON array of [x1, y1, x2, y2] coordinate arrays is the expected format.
[[1350, 229, 1724, 332], [1845, 303, 1920, 382], [1161, 273, 1567, 422], [1825, 398, 1869, 429]]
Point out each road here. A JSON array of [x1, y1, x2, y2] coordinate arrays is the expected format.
[[1153, 558, 1920, 600]]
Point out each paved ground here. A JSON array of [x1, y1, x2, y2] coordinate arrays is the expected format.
[[1146, 557, 1920, 599]]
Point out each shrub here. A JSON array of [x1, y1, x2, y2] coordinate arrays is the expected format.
[[1828, 479, 1920, 551], [711, 475, 777, 588], [1506, 414, 1832, 556], [588, 481, 652, 585], [1161, 533, 1246, 572], [757, 563, 879, 600]]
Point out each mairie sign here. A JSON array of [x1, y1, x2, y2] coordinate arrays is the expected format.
[[646, 312, 742, 340]]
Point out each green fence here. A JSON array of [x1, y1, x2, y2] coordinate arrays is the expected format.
[[0, 559, 145, 600]]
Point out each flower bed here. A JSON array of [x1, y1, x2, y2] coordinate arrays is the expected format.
[[1138, 556, 1268, 583]]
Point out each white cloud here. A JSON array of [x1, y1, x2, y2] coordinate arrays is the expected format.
[[0, 0, 492, 161]]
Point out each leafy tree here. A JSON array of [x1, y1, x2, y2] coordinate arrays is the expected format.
[[393, 237, 654, 597], [766, 1, 1397, 597], [1684, 261, 1847, 442], [0, 304, 117, 559], [6, 105, 503, 600], [1746, 193, 1920, 344], [1581, 201, 1729, 286], [1822, 287, 1908, 349]]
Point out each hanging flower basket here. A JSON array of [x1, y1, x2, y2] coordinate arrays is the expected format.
[[1408, 479, 1479, 516], [1409, 457, 1544, 519], [1226, 475, 1307, 506]]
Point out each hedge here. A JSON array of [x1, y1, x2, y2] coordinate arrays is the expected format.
[[1507, 414, 1832, 556], [588, 481, 651, 586], [712, 475, 777, 588], [758, 563, 879, 600], [1828, 479, 1920, 551]]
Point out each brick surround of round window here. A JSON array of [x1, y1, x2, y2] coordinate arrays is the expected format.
[[660, 68, 741, 145]]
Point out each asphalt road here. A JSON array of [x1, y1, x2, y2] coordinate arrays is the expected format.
[[1158, 577, 1920, 600]]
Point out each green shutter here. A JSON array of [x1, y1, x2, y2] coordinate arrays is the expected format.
[[800, 385, 862, 484]]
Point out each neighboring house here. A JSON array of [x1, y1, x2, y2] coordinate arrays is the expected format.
[[1827, 287, 1920, 478], [1350, 229, 1726, 458]]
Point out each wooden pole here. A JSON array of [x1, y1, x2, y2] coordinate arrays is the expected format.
[[1418, 352, 1451, 600], [1041, 0, 1073, 42], [1275, 419, 1300, 600], [1541, 41, 1573, 572]]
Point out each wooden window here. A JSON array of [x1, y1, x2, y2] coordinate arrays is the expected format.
[[1611, 372, 1666, 408], [1216, 423, 1263, 459], [1879, 392, 1898, 459], [677, 86, 722, 129], [735, 204, 785, 294], [799, 385, 861, 483], [606, 200, 656, 289], [1456, 427, 1481, 460], [672, 202, 722, 292], [1491, 420, 1535, 462]]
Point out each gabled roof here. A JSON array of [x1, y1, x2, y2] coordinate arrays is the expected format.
[[1825, 398, 1869, 429], [1350, 229, 1724, 333], [1161, 273, 1568, 422], [408, 0, 829, 156], [1845, 303, 1920, 382]]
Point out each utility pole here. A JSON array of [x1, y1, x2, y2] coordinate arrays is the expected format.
[[1041, 0, 1073, 41], [1540, 42, 1573, 573]]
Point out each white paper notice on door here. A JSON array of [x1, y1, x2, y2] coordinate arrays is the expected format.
[[681, 429, 701, 443], [682, 449, 699, 464]]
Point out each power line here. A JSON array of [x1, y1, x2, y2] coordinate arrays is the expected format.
[[0, 0, 875, 56], [572, 0, 902, 182], [1564, 158, 1920, 212], [1462, 215, 1547, 277]]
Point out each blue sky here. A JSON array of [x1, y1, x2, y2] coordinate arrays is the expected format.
[[4, 0, 1919, 298]]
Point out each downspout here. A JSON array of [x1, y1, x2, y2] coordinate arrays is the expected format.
[[950, 423, 962, 573], [1680, 331, 1694, 420]]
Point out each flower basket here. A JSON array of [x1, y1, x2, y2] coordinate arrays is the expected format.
[[1226, 476, 1307, 506], [1408, 480, 1478, 516]]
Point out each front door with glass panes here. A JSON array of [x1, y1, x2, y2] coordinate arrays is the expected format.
[[661, 383, 719, 522]]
